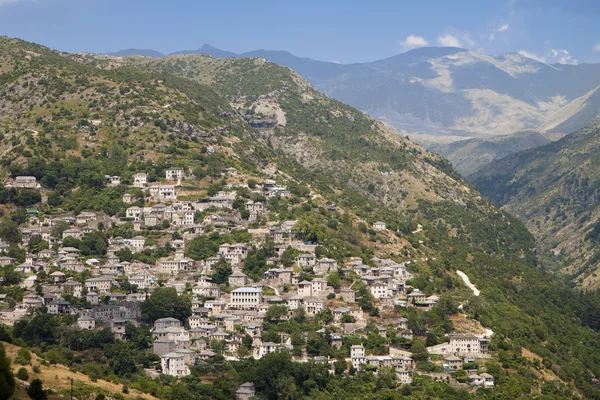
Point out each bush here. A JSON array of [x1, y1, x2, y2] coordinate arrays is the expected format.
[[32, 365, 41, 374], [16, 367, 29, 381], [122, 385, 129, 394], [15, 348, 32, 365], [27, 378, 47, 400]]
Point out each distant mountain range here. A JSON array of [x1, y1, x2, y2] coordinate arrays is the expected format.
[[106, 44, 600, 173]]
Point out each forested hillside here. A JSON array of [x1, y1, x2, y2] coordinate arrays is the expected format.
[[1, 37, 600, 398], [470, 119, 600, 290]]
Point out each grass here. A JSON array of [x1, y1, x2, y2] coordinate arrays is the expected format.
[[3, 341, 157, 400]]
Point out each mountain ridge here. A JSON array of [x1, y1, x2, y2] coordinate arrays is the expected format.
[[104, 43, 600, 173], [469, 118, 600, 289]]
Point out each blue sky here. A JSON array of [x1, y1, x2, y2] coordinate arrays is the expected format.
[[0, 0, 599, 64]]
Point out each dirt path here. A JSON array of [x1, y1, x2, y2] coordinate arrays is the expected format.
[[456, 270, 480, 296]]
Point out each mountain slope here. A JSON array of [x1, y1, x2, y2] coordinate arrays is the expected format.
[[108, 44, 600, 174], [539, 85, 600, 135], [469, 119, 600, 289], [131, 53, 475, 213], [5, 37, 600, 396], [430, 131, 552, 175]]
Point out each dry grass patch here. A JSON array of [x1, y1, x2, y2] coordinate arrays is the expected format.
[[3, 341, 157, 400]]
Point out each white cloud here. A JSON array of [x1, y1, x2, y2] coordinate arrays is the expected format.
[[518, 49, 578, 65], [0, 0, 41, 6], [0, 0, 28, 5], [437, 34, 462, 48], [399, 35, 429, 50], [551, 49, 577, 65], [488, 23, 510, 42], [518, 50, 546, 63], [594, 43, 600, 52]]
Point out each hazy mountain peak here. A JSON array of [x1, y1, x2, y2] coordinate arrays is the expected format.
[[107, 48, 164, 57]]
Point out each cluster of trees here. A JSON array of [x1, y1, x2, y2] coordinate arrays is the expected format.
[[186, 230, 252, 261], [0, 188, 41, 207], [62, 231, 108, 256], [140, 287, 191, 322]]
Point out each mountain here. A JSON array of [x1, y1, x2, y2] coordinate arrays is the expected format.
[[170, 43, 238, 58], [5, 36, 600, 397], [149, 44, 600, 173], [430, 131, 552, 176], [469, 119, 600, 289], [539, 85, 600, 135], [106, 48, 164, 57], [167, 44, 351, 84]]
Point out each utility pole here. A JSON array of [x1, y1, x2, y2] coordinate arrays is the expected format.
[[69, 377, 74, 400]]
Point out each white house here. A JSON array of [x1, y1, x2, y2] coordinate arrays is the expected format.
[[133, 173, 148, 188], [160, 352, 190, 377], [13, 176, 39, 189], [373, 221, 386, 231], [229, 287, 263, 310]]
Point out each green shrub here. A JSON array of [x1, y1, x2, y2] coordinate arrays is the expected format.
[[16, 367, 29, 381]]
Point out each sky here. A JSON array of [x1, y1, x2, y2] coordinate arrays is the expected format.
[[1, 0, 600, 64]]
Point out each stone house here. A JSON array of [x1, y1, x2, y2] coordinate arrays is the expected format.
[[339, 288, 355, 303], [373, 221, 386, 231], [13, 176, 39, 189], [85, 276, 114, 294], [296, 253, 316, 268], [229, 271, 250, 287], [166, 167, 185, 180], [77, 316, 95, 330]]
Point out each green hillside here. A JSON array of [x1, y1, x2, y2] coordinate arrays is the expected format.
[[470, 119, 600, 290], [2, 37, 600, 398]]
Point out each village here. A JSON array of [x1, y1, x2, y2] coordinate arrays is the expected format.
[[0, 166, 495, 397]]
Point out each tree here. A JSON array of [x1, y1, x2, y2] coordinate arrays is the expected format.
[[28, 236, 48, 254], [410, 338, 429, 362], [27, 378, 47, 400], [12, 314, 58, 346], [108, 348, 137, 376], [265, 305, 288, 323], [0, 343, 15, 400], [211, 258, 232, 284], [50, 221, 70, 239], [327, 272, 341, 289], [16, 367, 29, 381], [79, 231, 108, 256], [280, 248, 296, 267], [141, 287, 191, 322], [0, 220, 21, 244], [116, 248, 134, 263], [187, 236, 218, 260]]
